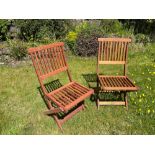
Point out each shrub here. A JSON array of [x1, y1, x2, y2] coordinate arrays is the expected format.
[[65, 31, 77, 52], [66, 20, 137, 56], [75, 24, 104, 56], [0, 19, 12, 41], [135, 33, 151, 44], [7, 39, 28, 60], [14, 19, 73, 41]]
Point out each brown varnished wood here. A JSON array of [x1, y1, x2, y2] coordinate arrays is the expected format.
[[97, 38, 138, 108], [28, 42, 94, 130]]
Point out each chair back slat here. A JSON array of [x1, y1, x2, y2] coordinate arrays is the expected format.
[[98, 38, 131, 64], [28, 42, 68, 80]]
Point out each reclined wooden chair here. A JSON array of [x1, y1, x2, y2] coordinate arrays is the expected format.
[[97, 38, 139, 109], [28, 42, 94, 130]]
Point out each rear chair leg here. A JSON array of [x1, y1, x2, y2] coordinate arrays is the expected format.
[[82, 101, 86, 110]]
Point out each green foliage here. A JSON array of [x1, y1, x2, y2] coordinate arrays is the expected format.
[[65, 31, 77, 52], [7, 39, 28, 60], [135, 33, 151, 44], [65, 21, 89, 53], [120, 19, 155, 37], [66, 20, 135, 56], [75, 23, 104, 56], [14, 19, 72, 41], [0, 19, 12, 41]]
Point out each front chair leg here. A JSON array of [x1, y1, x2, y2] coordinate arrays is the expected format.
[[96, 77, 100, 110], [125, 92, 128, 110]]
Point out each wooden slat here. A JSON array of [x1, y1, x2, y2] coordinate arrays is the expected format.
[[48, 82, 75, 95], [46, 48, 54, 72], [28, 42, 64, 54], [72, 84, 86, 94], [98, 41, 101, 61], [57, 91, 73, 104], [103, 41, 107, 61], [98, 76, 138, 91], [98, 38, 131, 42], [47, 81, 93, 111], [40, 66, 68, 80], [60, 89, 75, 101], [73, 82, 90, 92], [32, 52, 42, 76], [64, 90, 93, 111], [37, 50, 45, 75], [69, 85, 83, 96], [98, 101, 125, 105], [99, 61, 125, 64], [40, 50, 48, 74]]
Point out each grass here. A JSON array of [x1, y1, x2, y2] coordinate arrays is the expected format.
[[0, 44, 155, 135]]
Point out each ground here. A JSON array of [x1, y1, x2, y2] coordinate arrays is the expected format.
[[0, 44, 155, 134]]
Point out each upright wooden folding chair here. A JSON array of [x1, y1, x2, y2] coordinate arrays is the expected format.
[[28, 42, 94, 131], [97, 38, 139, 109]]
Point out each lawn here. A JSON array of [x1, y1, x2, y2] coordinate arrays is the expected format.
[[0, 44, 155, 134]]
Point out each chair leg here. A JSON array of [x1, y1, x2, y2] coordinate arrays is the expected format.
[[97, 99, 100, 110], [44, 98, 63, 131], [97, 78, 100, 110], [125, 92, 128, 110], [53, 115, 63, 131]]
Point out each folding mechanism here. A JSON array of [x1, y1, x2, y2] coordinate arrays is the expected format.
[[28, 42, 94, 131], [97, 38, 139, 109]]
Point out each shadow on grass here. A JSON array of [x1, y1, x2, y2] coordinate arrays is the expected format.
[[82, 73, 124, 102], [37, 79, 84, 119], [82, 73, 98, 102]]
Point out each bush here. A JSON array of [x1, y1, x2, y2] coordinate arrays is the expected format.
[[135, 33, 151, 44], [75, 23, 104, 56], [66, 20, 136, 56], [14, 19, 72, 41], [0, 19, 12, 41], [7, 40, 28, 60], [65, 31, 77, 52]]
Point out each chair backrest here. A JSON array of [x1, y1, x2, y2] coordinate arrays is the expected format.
[[28, 42, 72, 94], [97, 38, 131, 75]]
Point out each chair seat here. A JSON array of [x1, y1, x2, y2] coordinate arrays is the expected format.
[[46, 81, 94, 111], [98, 75, 138, 91]]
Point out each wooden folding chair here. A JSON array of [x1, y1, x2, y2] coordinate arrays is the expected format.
[[28, 42, 94, 131], [97, 38, 139, 109]]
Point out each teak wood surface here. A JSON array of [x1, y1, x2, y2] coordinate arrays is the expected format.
[[97, 38, 139, 109], [28, 42, 94, 131]]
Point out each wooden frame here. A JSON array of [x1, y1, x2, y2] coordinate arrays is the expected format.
[[28, 42, 94, 131], [97, 38, 139, 109]]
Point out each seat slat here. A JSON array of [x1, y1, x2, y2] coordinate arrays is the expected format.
[[60, 89, 75, 102], [73, 82, 90, 92], [69, 85, 84, 96], [98, 76, 138, 91], [114, 77, 124, 87], [57, 91, 73, 104], [72, 84, 86, 94], [54, 93, 69, 105], [109, 77, 117, 87], [47, 82, 93, 111], [125, 77, 135, 87], [65, 87, 80, 99]]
